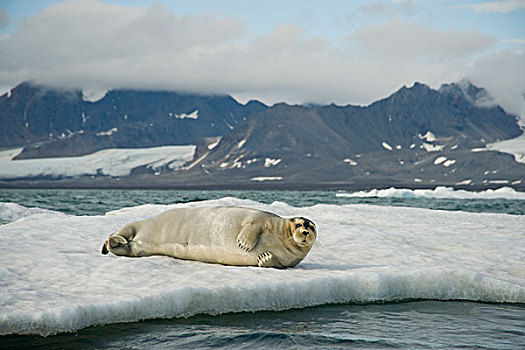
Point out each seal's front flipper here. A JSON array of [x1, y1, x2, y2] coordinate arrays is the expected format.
[[257, 252, 285, 269], [237, 222, 262, 251]]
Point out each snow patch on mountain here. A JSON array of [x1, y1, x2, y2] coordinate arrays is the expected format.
[[264, 158, 282, 168], [170, 110, 199, 120], [96, 127, 118, 136], [251, 176, 283, 181], [419, 131, 436, 142], [0, 146, 196, 180], [0, 148, 23, 161], [485, 133, 525, 164], [82, 89, 108, 103]]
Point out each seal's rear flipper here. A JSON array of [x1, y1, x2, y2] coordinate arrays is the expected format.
[[101, 240, 109, 254], [107, 235, 133, 256], [101, 234, 133, 256]]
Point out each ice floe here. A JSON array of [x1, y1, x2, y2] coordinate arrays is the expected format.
[[0, 198, 523, 336]]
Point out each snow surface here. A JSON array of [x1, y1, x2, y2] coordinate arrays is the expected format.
[[0, 197, 523, 336], [237, 140, 246, 149], [421, 143, 445, 152], [251, 176, 283, 181], [336, 186, 525, 200], [170, 110, 199, 120], [96, 127, 118, 136], [455, 179, 473, 185], [434, 156, 447, 165], [0, 148, 23, 161], [207, 138, 221, 150], [419, 131, 436, 142], [82, 89, 108, 103], [264, 158, 282, 167], [0, 202, 66, 225], [0, 146, 196, 180], [485, 132, 525, 164]]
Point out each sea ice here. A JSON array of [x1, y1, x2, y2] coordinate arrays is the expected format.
[[336, 186, 525, 200], [0, 198, 524, 336]]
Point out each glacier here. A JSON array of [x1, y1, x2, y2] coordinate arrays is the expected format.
[[0, 145, 195, 180]]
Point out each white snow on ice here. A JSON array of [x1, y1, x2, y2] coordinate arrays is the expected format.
[[336, 186, 525, 200], [0, 197, 523, 336], [0, 202, 67, 225], [0, 146, 196, 180]]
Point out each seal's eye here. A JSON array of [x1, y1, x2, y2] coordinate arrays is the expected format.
[[295, 223, 302, 228]]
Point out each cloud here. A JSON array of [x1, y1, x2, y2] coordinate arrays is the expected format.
[[347, 17, 495, 63], [467, 49, 525, 117], [0, 0, 245, 92], [0, 0, 522, 119], [463, 0, 525, 13], [0, 8, 8, 29]]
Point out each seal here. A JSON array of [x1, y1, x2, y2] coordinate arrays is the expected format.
[[101, 206, 316, 268]]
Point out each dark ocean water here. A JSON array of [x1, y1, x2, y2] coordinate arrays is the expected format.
[[1, 188, 524, 217], [3, 302, 524, 350], [1, 189, 524, 349]]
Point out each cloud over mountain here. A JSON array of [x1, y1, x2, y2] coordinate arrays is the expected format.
[[0, 0, 523, 117]]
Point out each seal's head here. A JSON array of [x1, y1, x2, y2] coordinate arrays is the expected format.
[[289, 217, 317, 248]]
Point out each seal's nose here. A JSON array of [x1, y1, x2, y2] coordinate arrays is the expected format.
[[302, 231, 309, 236]]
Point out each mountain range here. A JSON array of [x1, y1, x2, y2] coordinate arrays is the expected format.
[[0, 82, 266, 158], [0, 81, 523, 190]]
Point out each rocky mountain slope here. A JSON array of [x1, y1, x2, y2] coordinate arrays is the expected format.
[[1, 81, 523, 190], [163, 82, 524, 189], [0, 82, 266, 158]]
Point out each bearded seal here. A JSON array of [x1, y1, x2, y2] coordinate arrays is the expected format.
[[101, 206, 316, 268]]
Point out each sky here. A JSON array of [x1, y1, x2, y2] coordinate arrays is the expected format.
[[0, 0, 524, 117]]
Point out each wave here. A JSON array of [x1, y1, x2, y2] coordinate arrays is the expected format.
[[0, 202, 66, 225], [1, 198, 524, 336], [336, 186, 525, 200]]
